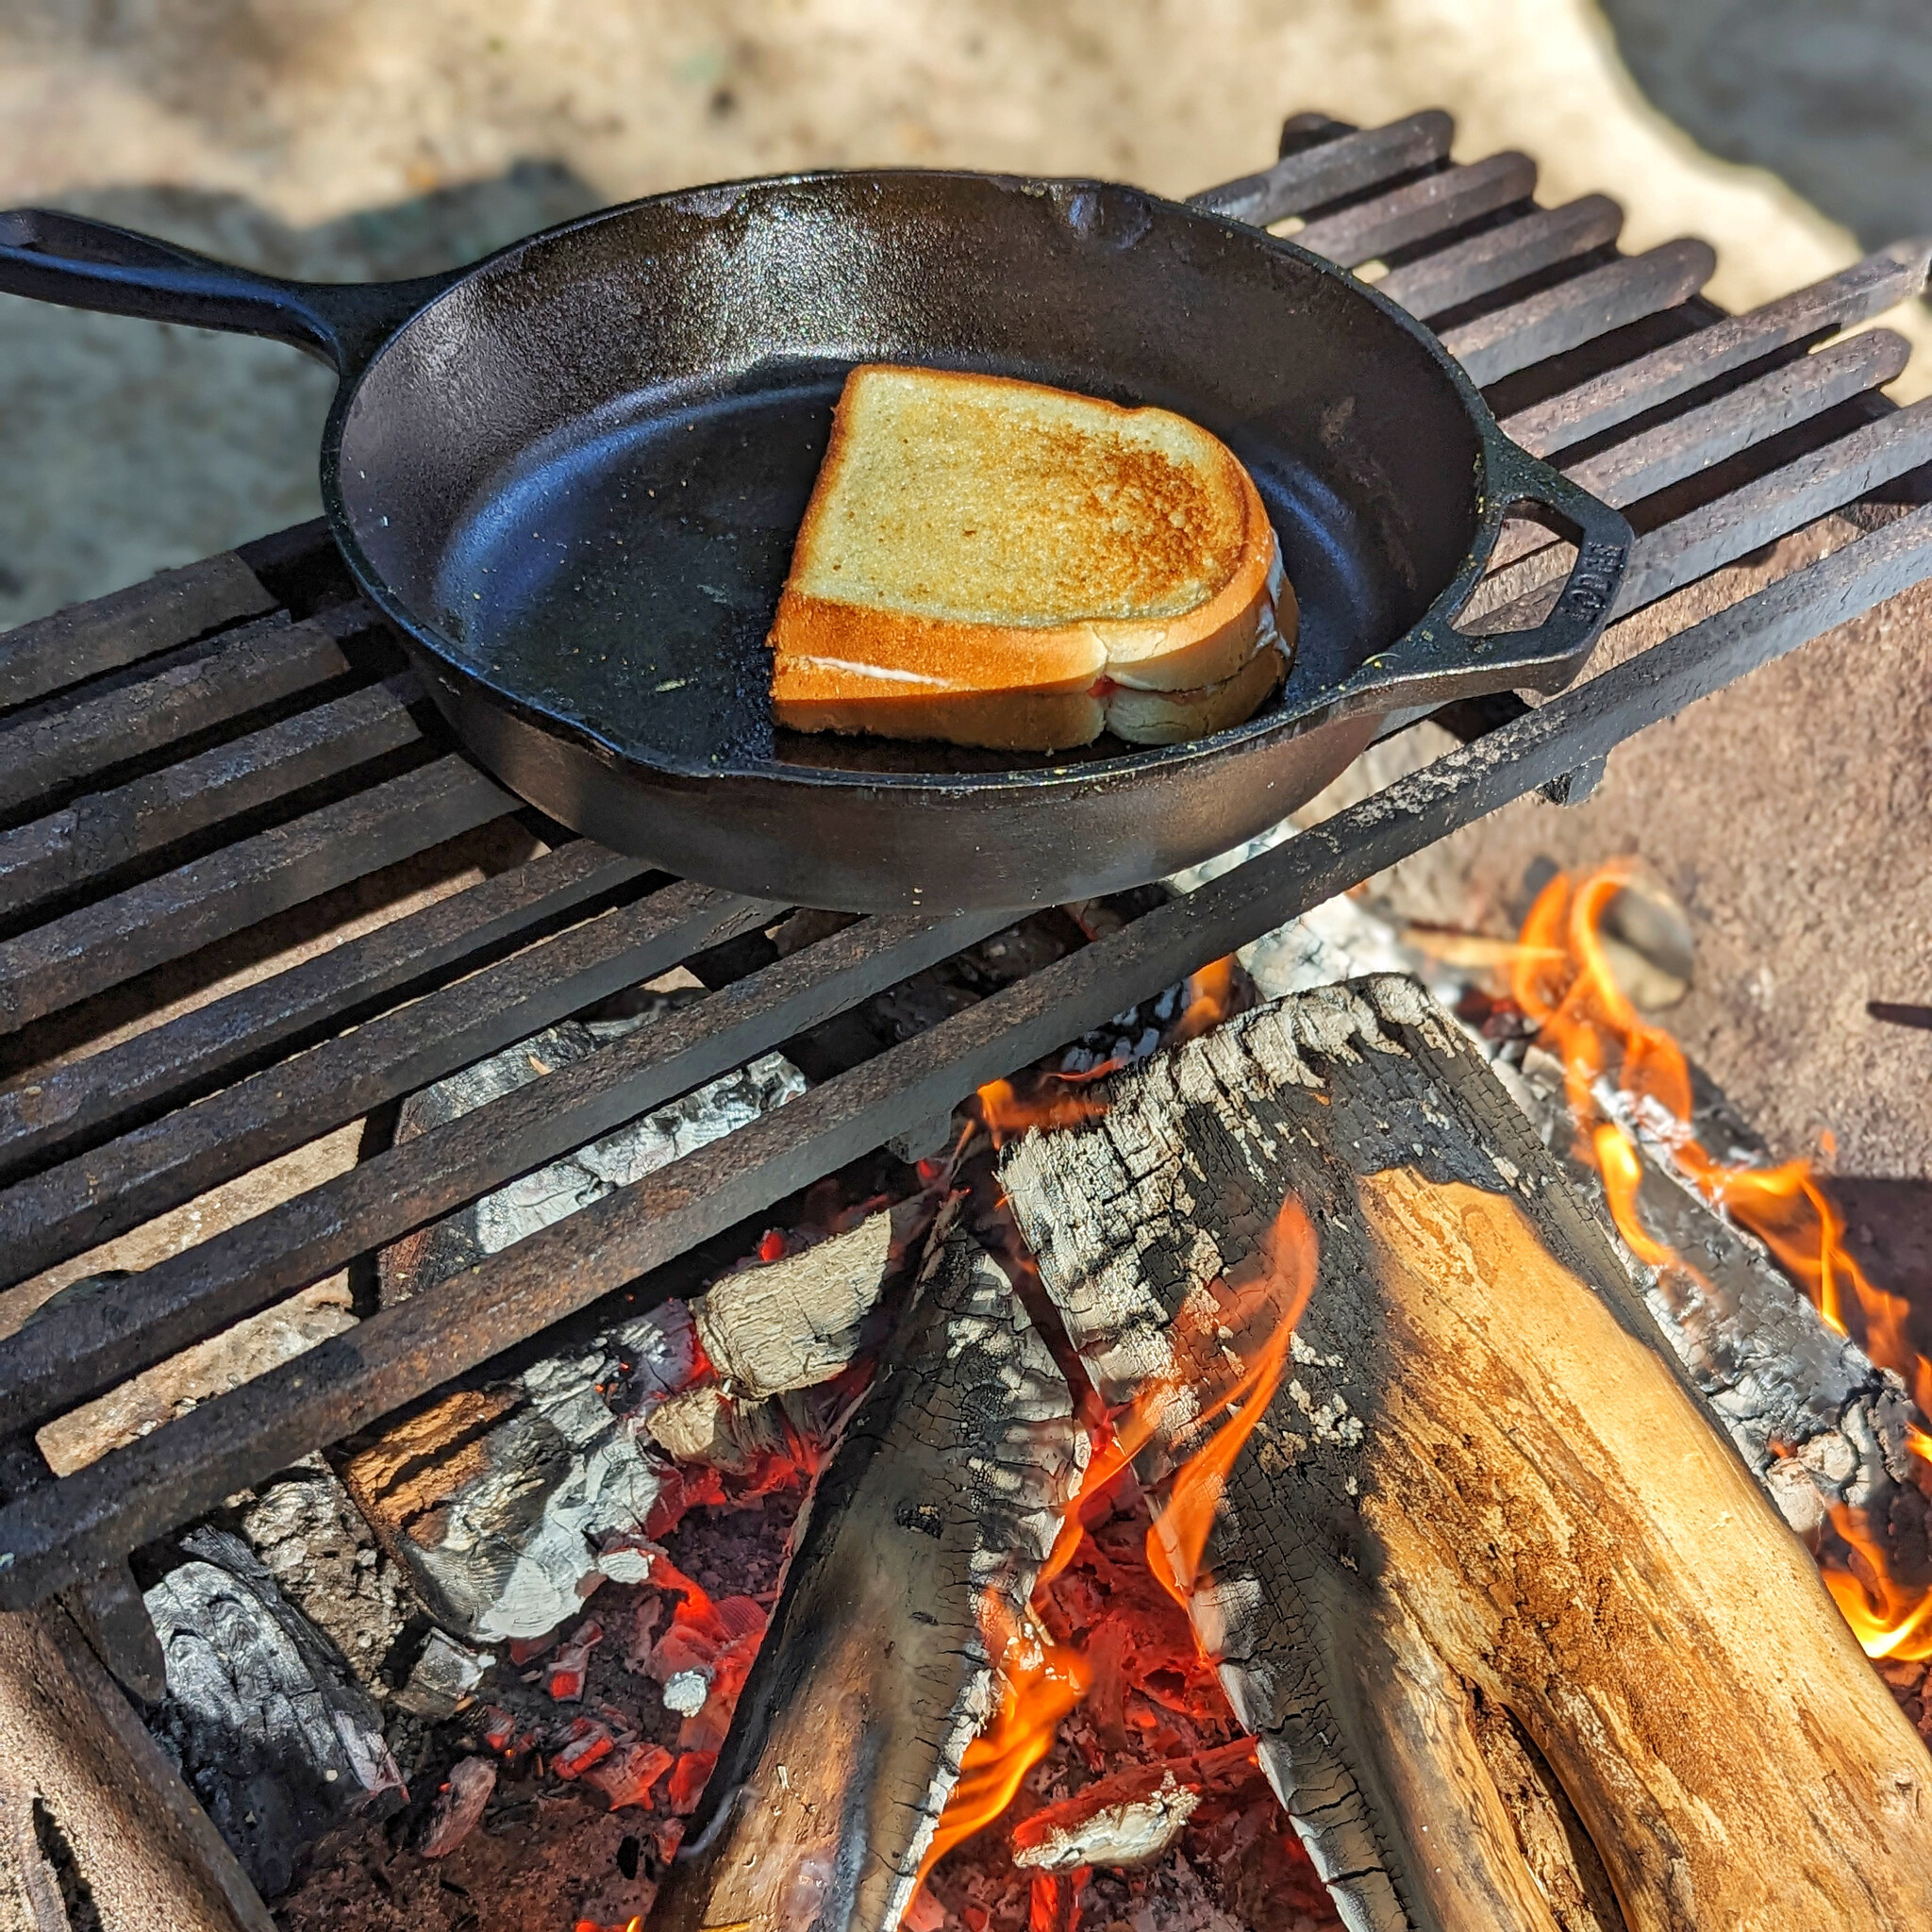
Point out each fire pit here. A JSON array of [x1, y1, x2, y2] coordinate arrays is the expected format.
[[3, 105, 1932, 1932]]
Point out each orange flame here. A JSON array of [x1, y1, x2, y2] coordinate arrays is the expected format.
[[1509, 862, 1932, 1660], [915, 1598, 1090, 1885], [1170, 956, 1239, 1046], [966, 957, 1238, 1155], [917, 1191, 1318, 1908], [1146, 1196, 1319, 1607], [971, 1074, 1114, 1152]]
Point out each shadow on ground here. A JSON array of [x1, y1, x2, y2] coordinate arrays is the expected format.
[[0, 160, 599, 630]]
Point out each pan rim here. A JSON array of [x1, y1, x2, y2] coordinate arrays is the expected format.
[[321, 165, 1515, 798]]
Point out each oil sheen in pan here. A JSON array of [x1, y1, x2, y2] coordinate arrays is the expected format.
[[433, 367, 1390, 781]]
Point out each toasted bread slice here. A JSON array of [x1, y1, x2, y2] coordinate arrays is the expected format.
[[769, 365, 1290, 751]]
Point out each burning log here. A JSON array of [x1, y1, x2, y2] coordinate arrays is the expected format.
[[651, 1204, 1083, 1932], [1001, 977, 1932, 1932]]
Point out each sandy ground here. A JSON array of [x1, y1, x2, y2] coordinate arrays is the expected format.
[[2, 0, 1927, 626]]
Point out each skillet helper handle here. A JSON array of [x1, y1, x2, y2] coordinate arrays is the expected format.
[[0, 208, 463, 379], [1461, 435, 1633, 691]]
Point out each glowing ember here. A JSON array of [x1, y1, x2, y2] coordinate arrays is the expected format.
[[1507, 861, 1932, 1658]]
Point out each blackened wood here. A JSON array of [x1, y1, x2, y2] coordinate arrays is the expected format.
[[6, 505, 1929, 1607], [0, 755, 514, 1035], [0, 550, 275, 717], [1504, 241, 1932, 457], [1295, 151, 1536, 268], [1377, 194, 1623, 320], [1567, 325, 1911, 508], [0, 839, 647, 1176], [0, 609, 364, 820], [1190, 109, 1455, 228], [0, 675, 423, 921], [1444, 238, 1717, 386], [0, 879, 774, 1291], [0, 902, 1001, 1426], [656, 1213, 1078, 1932]]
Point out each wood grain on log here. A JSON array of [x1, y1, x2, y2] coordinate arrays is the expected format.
[[653, 1207, 1081, 1932], [1001, 977, 1932, 1932]]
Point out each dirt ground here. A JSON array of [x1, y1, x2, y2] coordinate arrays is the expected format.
[[2, 0, 1925, 627]]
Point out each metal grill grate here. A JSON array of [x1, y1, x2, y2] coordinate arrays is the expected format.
[[4, 108, 1932, 1641]]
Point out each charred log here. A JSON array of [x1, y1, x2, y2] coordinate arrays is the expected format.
[[1001, 976, 1932, 1932], [651, 1204, 1082, 1932], [142, 1527, 402, 1899]]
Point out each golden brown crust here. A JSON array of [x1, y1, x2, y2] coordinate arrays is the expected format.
[[773, 682, 1106, 753]]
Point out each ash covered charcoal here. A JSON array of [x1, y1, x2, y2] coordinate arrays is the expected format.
[[416, 1755, 497, 1858], [392, 1627, 491, 1719], [341, 1307, 691, 1643], [377, 1012, 807, 1302], [143, 1526, 404, 1898], [339, 991, 807, 1645]]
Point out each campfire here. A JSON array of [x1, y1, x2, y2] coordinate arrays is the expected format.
[[8, 100, 1932, 1932]]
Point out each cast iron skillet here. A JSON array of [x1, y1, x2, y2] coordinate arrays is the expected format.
[[0, 173, 1630, 912]]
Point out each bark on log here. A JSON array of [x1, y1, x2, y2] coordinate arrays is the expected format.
[[652, 1204, 1081, 1932], [1001, 975, 1932, 1932]]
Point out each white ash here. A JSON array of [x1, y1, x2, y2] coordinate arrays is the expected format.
[[1014, 1774, 1200, 1872], [379, 1012, 807, 1302], [661, 1668, 711, 1716]]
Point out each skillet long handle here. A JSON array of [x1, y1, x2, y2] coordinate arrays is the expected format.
[[0, 208, 463, 378]]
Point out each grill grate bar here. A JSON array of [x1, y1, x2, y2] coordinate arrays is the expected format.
[[1505, 242, 1932, 456], [1444, 238, 1719, 386], [0, 675, 425, 923], [0, 755, 515, 1037], [6, 502, 1929, 1607], [1567, 326, 1912, 508], [1463, 324, 1912, 603], [0, 839, 651, 1175], [1378, 193, 1624, 321], [0, 902, 1005, 1427], [0, 610, 366, 822], [1189, 109, 1454, 228], [1612, 397, 1932, 615], [0, 878, 774, 1294], [0, 550, 275, 718], [1294, 151, 1537, 268]]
